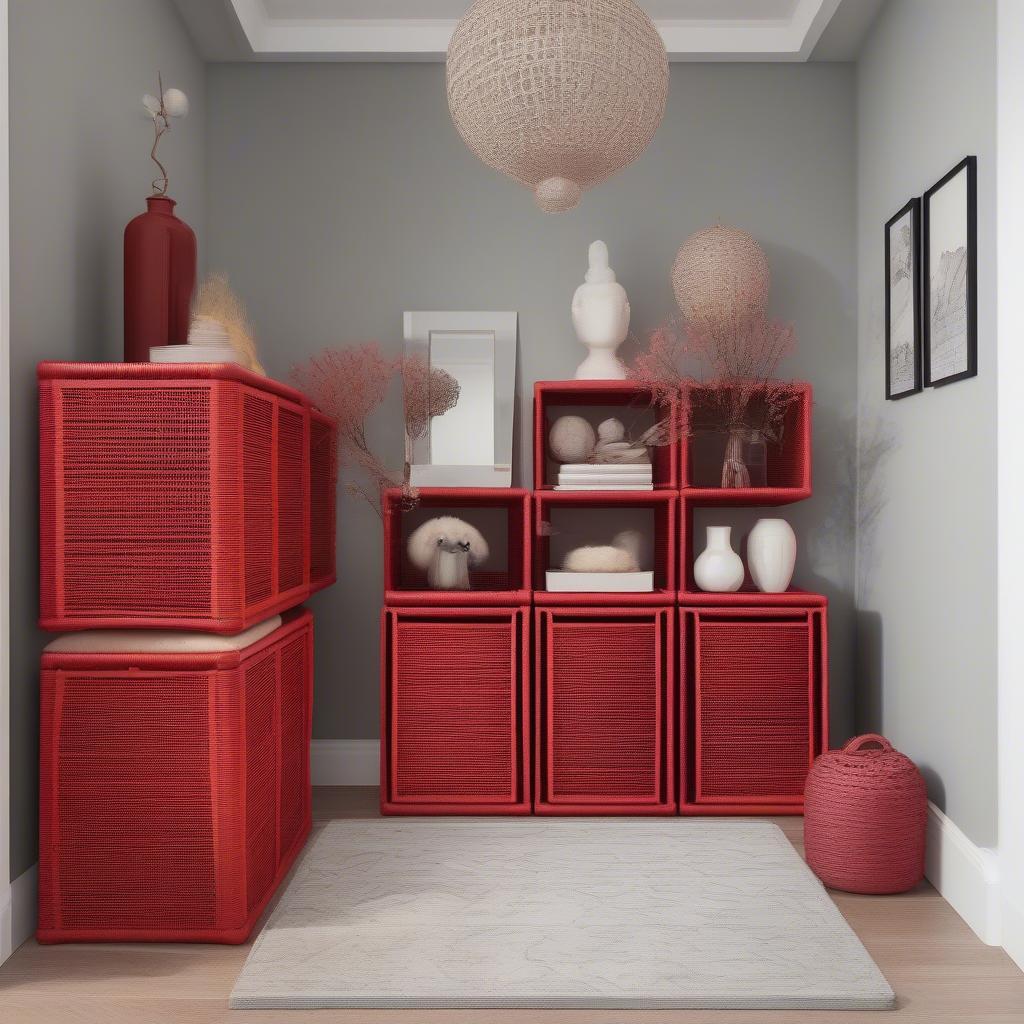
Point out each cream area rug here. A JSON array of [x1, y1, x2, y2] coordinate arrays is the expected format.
[[230, 818, 895, 1010]]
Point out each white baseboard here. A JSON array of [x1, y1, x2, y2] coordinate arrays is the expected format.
[[311, 739, 380, 786], [925, 802, 1001, 946], [0, 864, 37, 962]]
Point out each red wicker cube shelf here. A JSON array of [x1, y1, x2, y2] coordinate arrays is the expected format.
[[535, 606, 675, 814], [534, 380, 679, 490], [678, 604, 828, 815], [383, 488, 531, 606], [534, 490, 677, 606], [38, 362, 336, 633], [37, 609, 313, 944], [681, 382, 811, 505], [381, 606, 531, 814]]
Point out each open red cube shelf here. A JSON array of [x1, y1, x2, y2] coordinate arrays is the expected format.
[[38, 362, 336, 633], [37, 609, 313, 943], [678, 604, 828, 815], [534, 380, 678, 491], [534, 606, 675, 814], [383, 488, 531, 606], [681, 381, 811, 505], [678, 497, 827, 606], [381, 606, 531, 814], [533, 490, 677, 606]]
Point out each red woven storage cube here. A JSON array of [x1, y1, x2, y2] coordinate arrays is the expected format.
[[38, 362, 332, 633], [382, 606, 530, 814], [383, 489, 531, 606], [681, 381, 811, 505], [680, 605, 828, 815], [804, 734, 927, 894], [535, 606, 675, 814], [37, 609, 313, 943]]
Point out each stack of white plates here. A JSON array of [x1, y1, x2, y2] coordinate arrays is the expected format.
[[149, 343, 242, 365], [555, 463, 653, 490]]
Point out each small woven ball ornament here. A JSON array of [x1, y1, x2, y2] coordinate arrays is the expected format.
[[671, 225, 771, 336], [446, 0, 669, 213], [804, 734, 928, 895]]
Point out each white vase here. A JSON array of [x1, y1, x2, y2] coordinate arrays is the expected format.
[[693, 525, 744, 593], [748, 518, 797, 593]]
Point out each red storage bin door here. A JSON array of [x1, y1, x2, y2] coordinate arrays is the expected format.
[[694, 612, 816, 804], [538, 608, 672, 809], [387, 609, 526, 806]]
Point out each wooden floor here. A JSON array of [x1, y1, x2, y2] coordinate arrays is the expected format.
[[2, 787, 1023, 1023]]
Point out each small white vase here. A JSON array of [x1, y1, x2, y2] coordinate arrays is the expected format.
[[748, 518, 797, 593], [693, 526, 744, 593]]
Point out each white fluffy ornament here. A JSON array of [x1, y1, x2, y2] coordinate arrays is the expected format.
[[162, 88, 189, 118]]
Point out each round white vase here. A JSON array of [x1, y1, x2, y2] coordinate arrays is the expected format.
[[693, 525, 744, 592], [748, 517, 797, 593]]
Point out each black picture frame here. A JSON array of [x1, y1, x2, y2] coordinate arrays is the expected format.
[[923, 156, 977, 387], [885, 197, 922, 400]]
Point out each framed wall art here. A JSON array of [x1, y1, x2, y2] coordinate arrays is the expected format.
[[885, 197, 922, 399], [923, 156, 977, 387]]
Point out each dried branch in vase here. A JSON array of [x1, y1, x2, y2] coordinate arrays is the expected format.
[[142, 72, 188, 197], [291, 344, 405, 517]]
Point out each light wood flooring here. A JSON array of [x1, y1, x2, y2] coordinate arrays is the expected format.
[[2, 787, 1023, 1023]]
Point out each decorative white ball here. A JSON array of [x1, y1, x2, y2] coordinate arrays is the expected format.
[[549, 415, 596, 464], [597, 418, 625, 443], [162, 88, 189, 118]]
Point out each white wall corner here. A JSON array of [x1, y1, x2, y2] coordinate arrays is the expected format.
[[311, 739, 381, 787], [925, 802, 1001, 946], [0, 865, 37, 961]]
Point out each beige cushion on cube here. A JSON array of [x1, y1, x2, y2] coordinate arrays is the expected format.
[[44, 615, 283, 654]]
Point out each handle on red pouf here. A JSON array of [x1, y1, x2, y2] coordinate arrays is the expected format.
[[842, 733, 893, 754]]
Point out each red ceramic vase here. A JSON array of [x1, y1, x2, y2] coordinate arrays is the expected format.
[[123, 195, 197, 363]]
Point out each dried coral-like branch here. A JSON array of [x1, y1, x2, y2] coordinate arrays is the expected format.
[[401, 355, 460, 482], [291, 344, 404, 518]]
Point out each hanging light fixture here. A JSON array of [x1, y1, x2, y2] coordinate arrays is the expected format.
[[446, 0, 669, 213]]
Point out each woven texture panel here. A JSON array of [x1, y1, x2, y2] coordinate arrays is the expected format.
[[536, 609, 673, 812], [550, 621, 657, 798], [38, 368, 332, 632], [37, 612, 313, 943], [695, 617, 812, 802], [386, 609, 527, 809]]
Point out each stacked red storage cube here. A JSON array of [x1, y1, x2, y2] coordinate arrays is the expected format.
[[382, 380, 827, 816], [36, 362, 336, 942]]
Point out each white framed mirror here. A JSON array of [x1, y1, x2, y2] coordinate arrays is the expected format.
[[404, 311, 518, 487]]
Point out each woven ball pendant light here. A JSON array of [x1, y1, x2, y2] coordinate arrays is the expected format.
[[671, 225, 771, 336], [446, 0, 669, 213]]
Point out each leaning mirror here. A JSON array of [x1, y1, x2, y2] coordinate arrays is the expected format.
[[404, 311, 518, 487]]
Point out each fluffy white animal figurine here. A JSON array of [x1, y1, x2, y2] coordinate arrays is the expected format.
[[562, 529, 645, 573], [407, 516, 490, 591]]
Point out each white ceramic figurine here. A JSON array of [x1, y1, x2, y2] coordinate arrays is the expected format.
[[571, 240, 629, 380]]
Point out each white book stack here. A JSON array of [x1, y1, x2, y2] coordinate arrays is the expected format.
[[555, 463, 653, 491]]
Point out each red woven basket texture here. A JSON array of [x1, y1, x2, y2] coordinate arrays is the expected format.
[[39, 368, 335, 633], [803, 733, 927, 894], [37, 611, 314, 943], [536, 608, 674, 812], [384, 608, 528, 811], [695, 617, 814, 802]]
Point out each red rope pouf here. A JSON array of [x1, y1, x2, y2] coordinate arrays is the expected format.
[[804, 734, 927, 894]]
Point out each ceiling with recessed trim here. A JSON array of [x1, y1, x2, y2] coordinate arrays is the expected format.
[[173, 0, 884, 62]]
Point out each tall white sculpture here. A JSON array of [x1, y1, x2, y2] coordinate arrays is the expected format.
[[572, 241, 629, 380]]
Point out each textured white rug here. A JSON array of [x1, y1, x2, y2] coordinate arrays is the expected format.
[[231, 819, 895, 1010]]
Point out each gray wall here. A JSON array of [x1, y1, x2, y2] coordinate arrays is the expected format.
[[206, 62, 859, 745], [8, 0, 205, 879], [855, 0, 997, 844]]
